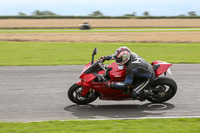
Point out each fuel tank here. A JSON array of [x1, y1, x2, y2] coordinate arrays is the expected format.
[[108, 62, 126, 81]]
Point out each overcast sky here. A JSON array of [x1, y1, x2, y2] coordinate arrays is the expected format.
[[0, 0, 199, 16]]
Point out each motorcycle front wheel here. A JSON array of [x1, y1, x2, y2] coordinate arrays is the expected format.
[[147, 77, 177, 103], [68, 83, 99, 105]]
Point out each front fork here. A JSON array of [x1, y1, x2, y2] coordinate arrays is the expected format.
[[76, 81, 91, 96]]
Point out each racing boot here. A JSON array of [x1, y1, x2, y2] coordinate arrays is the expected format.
[[130, 79, 150, 101]]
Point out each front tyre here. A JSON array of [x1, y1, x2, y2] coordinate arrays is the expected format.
[[147, 77, 177, 103], [68, 83, 99, 105]]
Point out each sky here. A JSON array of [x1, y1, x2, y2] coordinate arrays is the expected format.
[[0, 0, 200, 16]]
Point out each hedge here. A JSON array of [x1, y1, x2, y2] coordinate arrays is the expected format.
[[1, 15, 200, 19], [136, 16, 200, 19], [0, 16, 130, 19]]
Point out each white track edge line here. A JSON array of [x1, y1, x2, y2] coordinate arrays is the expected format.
[[24, 116, 200, 123]]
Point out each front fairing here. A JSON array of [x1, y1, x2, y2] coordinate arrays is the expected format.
[[79, 61, 105, 83], [81, 62, 91, 74]]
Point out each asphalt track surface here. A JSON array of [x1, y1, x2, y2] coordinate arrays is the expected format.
[[0, 64, 200, 122]]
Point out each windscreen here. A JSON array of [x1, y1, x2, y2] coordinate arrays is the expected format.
[[84, 62, 103, 74]]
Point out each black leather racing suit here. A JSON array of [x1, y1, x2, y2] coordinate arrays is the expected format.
[[107, 52, 155, 94]]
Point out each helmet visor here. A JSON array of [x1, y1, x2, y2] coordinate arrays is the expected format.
[[115, 56, 123, 64]]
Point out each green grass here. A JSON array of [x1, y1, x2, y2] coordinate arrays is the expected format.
[[0, 118, 199, 133], [0, 28, 200, 33], [0, 41, 200, 66]]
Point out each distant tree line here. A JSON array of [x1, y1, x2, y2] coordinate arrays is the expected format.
[[0, 10, 196, 19], [18, 10, 105, 16], [18, 10, 57, 16], [17, 10, 200, 17]]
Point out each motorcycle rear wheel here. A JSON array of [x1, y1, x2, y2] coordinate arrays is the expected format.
[[147, 77, 177, 103], [68, 83, 99, 105]]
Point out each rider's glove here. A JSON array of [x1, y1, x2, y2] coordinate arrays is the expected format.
[[100, 56, 110, 62], [105, 82, 115, 89], [100, 56, 106, 59], [100, 56, 106, 62]]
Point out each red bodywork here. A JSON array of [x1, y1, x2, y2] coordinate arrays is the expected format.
[[151, 61, 172, 77], [77, 61, 172, 100]]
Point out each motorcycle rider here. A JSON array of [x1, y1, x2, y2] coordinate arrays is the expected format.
[[100, 46, 155, 100]]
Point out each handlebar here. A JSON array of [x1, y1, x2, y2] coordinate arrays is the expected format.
[[97, 58, 106, 63], [92, 59, 112, 82], [97, 59, 112, 72], [97, 59, 106, 71]]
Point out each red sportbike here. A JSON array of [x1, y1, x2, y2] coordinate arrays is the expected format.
[[68, 48, 177, 104]]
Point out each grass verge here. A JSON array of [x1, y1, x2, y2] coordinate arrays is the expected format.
[[0, 41, 200, 66], [0, 118, 199, 133]]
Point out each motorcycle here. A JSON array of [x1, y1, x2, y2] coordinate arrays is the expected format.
[[68, 47, 177, 105]]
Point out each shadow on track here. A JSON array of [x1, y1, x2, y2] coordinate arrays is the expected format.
[[64, 103, 175, 119]]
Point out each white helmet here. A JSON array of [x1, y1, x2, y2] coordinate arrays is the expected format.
[[114, 46, 131, 66]]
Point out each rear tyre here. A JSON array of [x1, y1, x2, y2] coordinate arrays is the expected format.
[[147, 77, 177, 103], [68, 83, 99, 105]]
